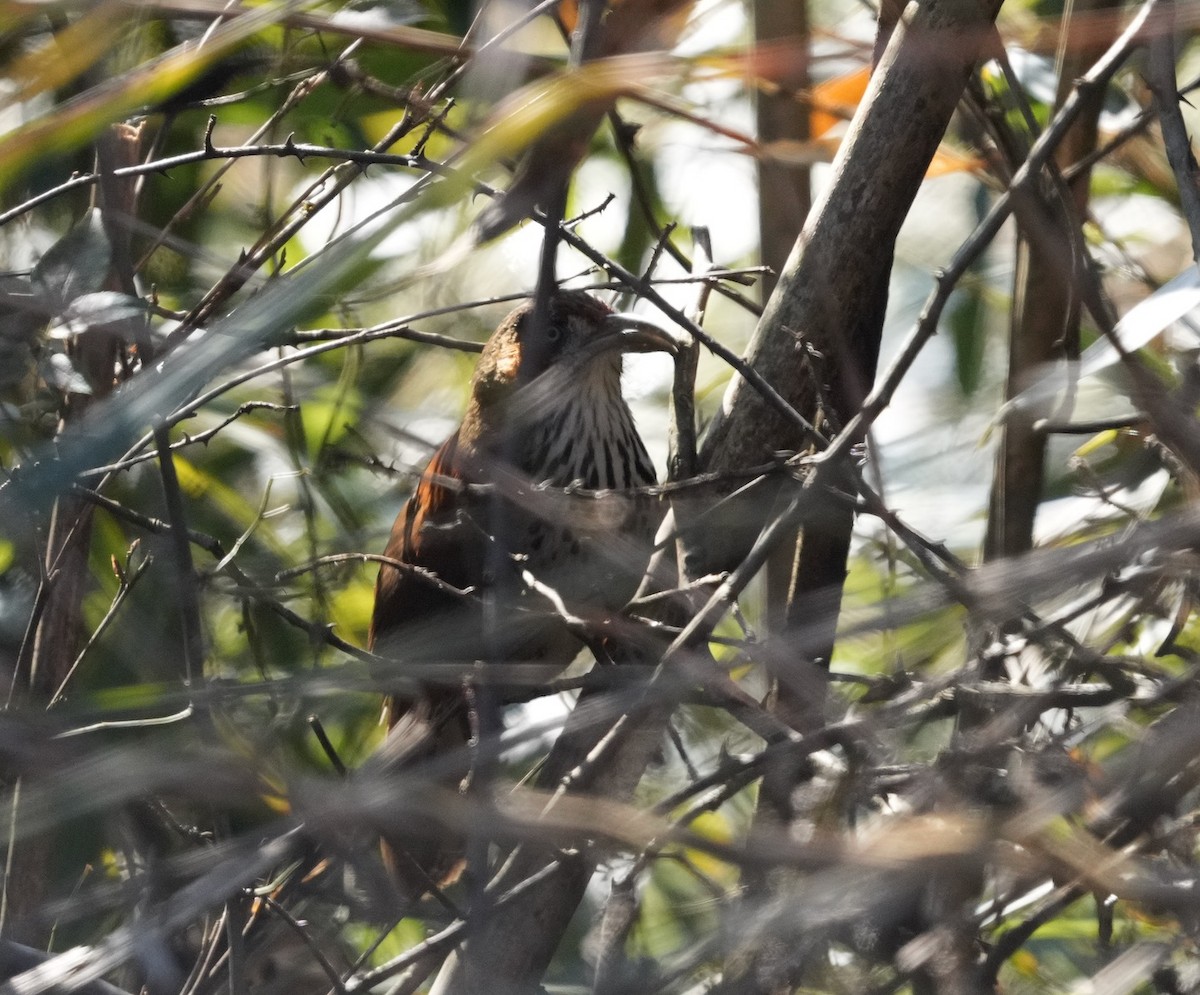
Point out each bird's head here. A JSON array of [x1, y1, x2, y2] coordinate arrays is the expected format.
[[465, 290, 678, 432]]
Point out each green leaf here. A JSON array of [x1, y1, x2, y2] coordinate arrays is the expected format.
[[32, 210, 111, 310], [0, 1, 307, 190], [40, 351, 92, 394], [948, 281, 987, 397], [51, 291, 148, 338]]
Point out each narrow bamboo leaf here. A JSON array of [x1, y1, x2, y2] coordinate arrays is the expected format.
[[0, 0, 308, 190], [1077, 265, 1200, 379], [948, 282, 987, 396], [1, 206, 393, 517], [1, 1, 131, 109]]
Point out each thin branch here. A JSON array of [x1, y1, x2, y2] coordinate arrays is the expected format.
[[1145, 10, 1200, 261]]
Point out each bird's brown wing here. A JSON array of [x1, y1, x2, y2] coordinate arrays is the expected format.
[[367, 433, 479, 895], [369, 431, 478, 654]]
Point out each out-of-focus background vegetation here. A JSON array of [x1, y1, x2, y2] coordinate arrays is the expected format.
[[3, 0, 1200, 993]]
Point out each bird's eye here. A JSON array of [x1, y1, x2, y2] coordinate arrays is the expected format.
[[546, 325, 562, 342]]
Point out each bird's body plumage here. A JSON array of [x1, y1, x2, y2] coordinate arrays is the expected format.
[[365, 290, 672, 895]]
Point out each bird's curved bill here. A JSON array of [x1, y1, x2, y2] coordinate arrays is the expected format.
[[594, 312, 681, 357]]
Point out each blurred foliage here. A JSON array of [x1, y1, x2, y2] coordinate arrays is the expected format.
[[0, 2, 1199, 995]]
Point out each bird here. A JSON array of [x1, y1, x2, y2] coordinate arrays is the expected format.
[[365, 289, 676, 896]]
